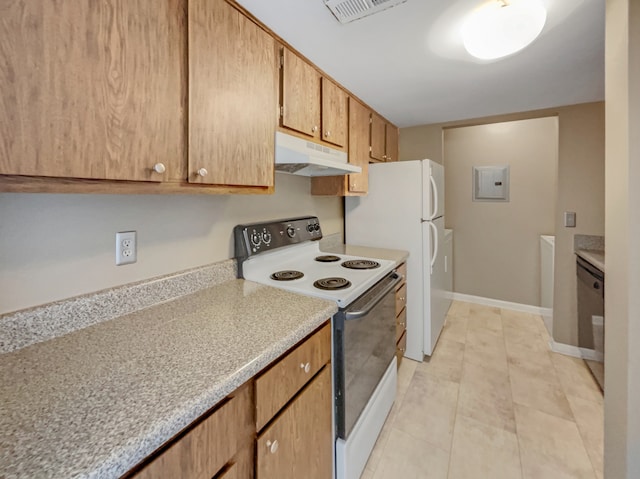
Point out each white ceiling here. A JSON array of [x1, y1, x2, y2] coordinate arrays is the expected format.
[[235, 0, 605, 128]]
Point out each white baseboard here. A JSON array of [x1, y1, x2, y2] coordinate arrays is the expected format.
[[451, 292, 547, 315], [548, 339, 604, 362]]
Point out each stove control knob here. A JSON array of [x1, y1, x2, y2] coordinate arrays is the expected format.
[[314, 223, 320, 231], [307, 224, 314, 233], [250, 231, 261, 246], [286, 226, 296, 238], [262, 231, 272, 245]]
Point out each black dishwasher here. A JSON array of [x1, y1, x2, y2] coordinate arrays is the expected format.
[[576, 255, 604, 390]]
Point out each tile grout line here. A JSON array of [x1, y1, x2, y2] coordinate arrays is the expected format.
[[566, 395, 603, 479], [500, 308, 527, 479], [445, 309, 469, 479]]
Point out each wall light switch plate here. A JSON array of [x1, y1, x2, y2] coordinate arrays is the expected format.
[[116, 231, 137, 265], [564, 211, 576, 228]]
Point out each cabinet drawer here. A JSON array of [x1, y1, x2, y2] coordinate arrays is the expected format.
[[395, 283, 407, 316], [256, 367, 333, 479], [256, 322, 331, 431], [396, 331, 407, 368], [396, 307, 407, 343], [395, 262, 407, 285], [131, 383, 253, 479]]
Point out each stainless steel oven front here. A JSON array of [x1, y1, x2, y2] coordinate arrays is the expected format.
[[333, 271, 401, 439]]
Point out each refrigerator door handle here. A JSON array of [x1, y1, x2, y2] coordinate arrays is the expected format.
[[429, 174, 439, 220], [429, 221, 438, 274]]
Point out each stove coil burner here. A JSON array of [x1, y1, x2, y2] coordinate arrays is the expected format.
[[313, 277, 352, 290], [270, 270, 304, 281], [315, 255, 341, 263], [341, 259, 381, 270]]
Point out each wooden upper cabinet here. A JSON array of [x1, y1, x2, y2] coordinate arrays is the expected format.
[[281, 48, 321, 139], [0, 0, 185, 182], [370, 113, 387, 161], [370, 113, 399, 163], [347, 99, 370, 193], [321, 78, 348, 147], [310, 97, 369, 196], [189, 0, 277, 187], [386, 123, 399, 162]]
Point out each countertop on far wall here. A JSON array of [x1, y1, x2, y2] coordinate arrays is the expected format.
[[576, 249, 605, 272], [322, 243, 409, 265], [0, 280, 337, 479]]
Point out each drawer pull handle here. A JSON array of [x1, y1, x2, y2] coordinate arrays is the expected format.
[[399, 296, 406, 301], [300, 362, 311, 373], [266, 439, 279, 454]]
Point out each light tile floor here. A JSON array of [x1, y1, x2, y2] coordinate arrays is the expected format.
[[362, 301, 604, 479]]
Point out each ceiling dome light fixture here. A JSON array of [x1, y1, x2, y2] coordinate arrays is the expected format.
[[462, 0, 547, 60]]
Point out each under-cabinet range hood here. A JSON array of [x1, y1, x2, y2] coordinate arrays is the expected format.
[[275, 131, 361, 177]]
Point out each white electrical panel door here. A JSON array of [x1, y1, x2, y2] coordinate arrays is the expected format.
[[473, 165, 509, 201]]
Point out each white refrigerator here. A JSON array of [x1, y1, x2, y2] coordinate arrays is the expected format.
[[345, 159, 449, 359]]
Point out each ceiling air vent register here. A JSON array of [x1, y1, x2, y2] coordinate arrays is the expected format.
[[324, 0, 407, 24]]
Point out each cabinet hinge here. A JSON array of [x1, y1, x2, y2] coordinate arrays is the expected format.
[[369, 146, 372, 152], [369, 117, 373, 124], [280, 105, 284, 117], [280, 53, 284, 68]]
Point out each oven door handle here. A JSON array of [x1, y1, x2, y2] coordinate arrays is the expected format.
[[344, 273, 403, 321]]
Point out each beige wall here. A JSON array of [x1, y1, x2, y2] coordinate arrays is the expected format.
[[399, 124, 443, 164], [0, 174, 343, 315], [552, 102, 605, 345], [399, 101, 605, 345], [604, 0, 640, 477], [443, 117, 558, 306]]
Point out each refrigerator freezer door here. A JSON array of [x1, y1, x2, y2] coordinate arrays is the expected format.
[[423, 217, 447, 356], [422, 160, 445, 220]]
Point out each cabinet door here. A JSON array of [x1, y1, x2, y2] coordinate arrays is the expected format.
[[0, 0, 185, 182], [370, 113, 387, 161], [385, 123, 399, 162], [189, 0, 277, 186], [347, 99, 370, 194], [321, 78, 348, 147], [256, 367, 332, 479], [281, 48, 321, 139]]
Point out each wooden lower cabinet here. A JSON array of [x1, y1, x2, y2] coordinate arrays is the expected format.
[[256, 367, 333, 479], [129, 382, 254, 479], [126, 321, 332, 479], [255, 324, 331, 431], [217, 444, 254, 479]]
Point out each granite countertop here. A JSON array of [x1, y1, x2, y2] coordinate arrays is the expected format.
[[576, 249, 605, 272], [0, 279, 337, 479], [322, 244, 409, 265]]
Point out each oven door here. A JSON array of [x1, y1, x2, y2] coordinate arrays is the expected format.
[[334, 271, 401, 439]]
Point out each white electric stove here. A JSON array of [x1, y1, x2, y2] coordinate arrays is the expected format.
[[234, 216, 400, 479]]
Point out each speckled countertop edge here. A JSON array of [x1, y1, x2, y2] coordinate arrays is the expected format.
[[0, 259, 237, 354], [576, 249, 605, 272], [0, 279, 338, 479]]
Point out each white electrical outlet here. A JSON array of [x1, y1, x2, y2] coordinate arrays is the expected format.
[[116, 231, 137, 265]]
